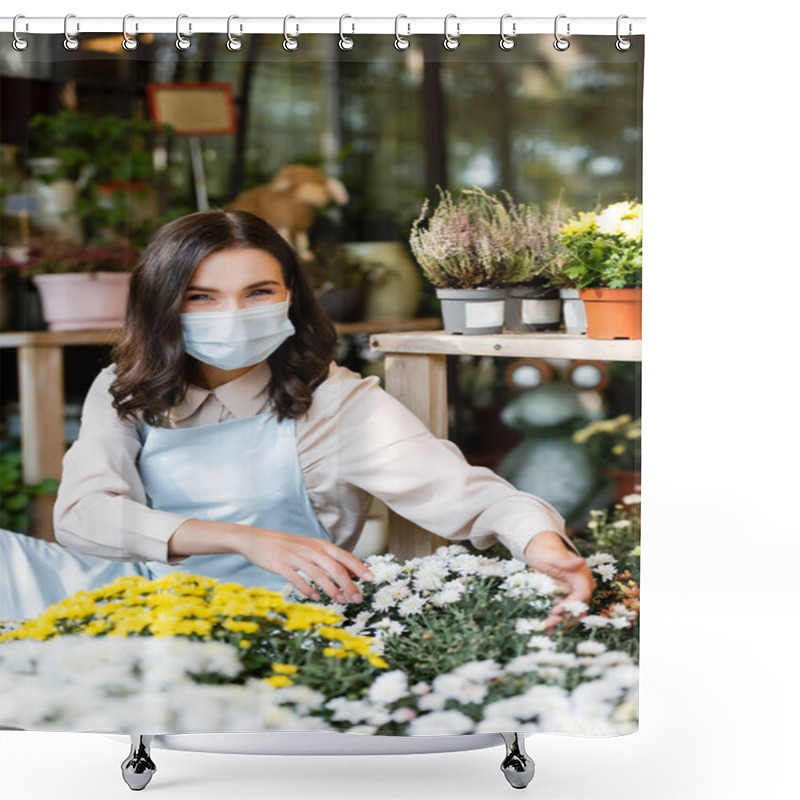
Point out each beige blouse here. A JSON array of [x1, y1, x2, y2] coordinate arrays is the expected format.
[[53, 360, 579, 566]]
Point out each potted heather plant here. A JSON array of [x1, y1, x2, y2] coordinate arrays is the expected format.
[[558, 201, 643, 340], [502, 195, 572, 332], [22, 243, 138, 331], [409, 187, 513, 334]]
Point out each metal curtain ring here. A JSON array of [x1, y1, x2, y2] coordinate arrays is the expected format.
[[616, 15, 632, 51], [63, 13, 79, 51], [122, 14, 138, 51], [499, 13, 515, 50], [394, 15, 410, 50], [443, 14, 460, 50], [283, 15, 299, 51], [339, 14, 355, 50], [553, 14, 570, 51], [176, 14, 191, 50], [227, 15, 242, 51], [12, 14, 28, 51]]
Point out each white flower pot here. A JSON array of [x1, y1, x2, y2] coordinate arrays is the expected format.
[[435, 288, 506, 335], [505, 287, 561, 332], [559, 288, 587, 335], [32, 272, 130, 331]]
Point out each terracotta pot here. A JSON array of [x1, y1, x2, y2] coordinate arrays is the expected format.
[[602, 469, 641, 502], [579, 287, 641, 340], [32, 272, 130, 331]]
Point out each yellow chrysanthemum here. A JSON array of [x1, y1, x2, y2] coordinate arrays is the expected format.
[[271, 663, 299, 675], [265, 675, 293, 687]]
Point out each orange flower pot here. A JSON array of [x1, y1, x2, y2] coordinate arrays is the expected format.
[[578, 287, 642, 340]]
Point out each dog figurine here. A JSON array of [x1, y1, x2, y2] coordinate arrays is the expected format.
[[227, 165, 349, 259]]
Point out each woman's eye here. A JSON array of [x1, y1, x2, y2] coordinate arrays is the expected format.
[[249, 289, 273, 297], [185, 293, 211, 301]]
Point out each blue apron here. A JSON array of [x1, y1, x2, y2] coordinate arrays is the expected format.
[[0, 411, 330, 619]]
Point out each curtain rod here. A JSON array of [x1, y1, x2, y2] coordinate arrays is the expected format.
[[1, 16, 646, 37]]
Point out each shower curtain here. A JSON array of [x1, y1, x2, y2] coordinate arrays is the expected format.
[[0, 18, 642, 739]]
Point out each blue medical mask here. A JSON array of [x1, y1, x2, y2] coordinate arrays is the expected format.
[[180, 298, 295, 369]]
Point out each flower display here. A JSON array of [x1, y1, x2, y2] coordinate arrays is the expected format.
[[559, 200, 643, 288], [409, 186, 570, 290], [1, 518, 639, 736], [572, 413, 642, 472]]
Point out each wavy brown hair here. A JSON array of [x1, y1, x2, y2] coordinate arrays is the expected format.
[[110, 210, 337, 426]]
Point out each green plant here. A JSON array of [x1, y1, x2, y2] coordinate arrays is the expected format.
[[305, 242, 383, 292], [572, 414, 641, 472], [16, 243, 138, 277], [0, 448, 59, 532], [558, 200, 643, 289], [27, 110, 165, 244]]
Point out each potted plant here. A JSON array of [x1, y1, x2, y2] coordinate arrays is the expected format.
[[572, 413, 641, 502], [0, 447, 59, 533], [22, 243, 138, 331], [558, 201, 643, 339], [27, 110, 162, 245], [502, 196, 572, 332], [409, 187, 514, 335], [305, 241, 380, 323]]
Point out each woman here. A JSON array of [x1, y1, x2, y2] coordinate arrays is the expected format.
[[1, 210, 594, 626]]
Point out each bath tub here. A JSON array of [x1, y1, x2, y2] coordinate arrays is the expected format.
[[104, 731, 535, 790]]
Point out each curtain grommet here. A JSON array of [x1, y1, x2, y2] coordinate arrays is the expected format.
[[283, 15, 299, 51], [12, 14, 28, 51], [443, 14, 460, 51], [227, 15, 243, 51], [553, 14, 570, 51], [499, 14, 516, 50], [122, 14, 138, 51], [176, 14, 191, 50], [339, 14, 355, 50], [63, 13, 80, 51], [616, 15, 632, 51], [394, 15, 411, 50]]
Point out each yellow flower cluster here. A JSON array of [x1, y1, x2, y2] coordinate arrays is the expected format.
[[572, 414, 641, 445], [561, 201, 643, 241], [0, 574, 382, 671]]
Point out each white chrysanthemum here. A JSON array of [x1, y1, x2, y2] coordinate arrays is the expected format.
[[527, 635, 557, 650], [413, 563, 447, 591], [581, 615, 612, 629], [622, 493, 641, 505], [576, 641, 608, 656], [430, 580, 467, 606], [610, 617, 632, 629], [612, 520, 632, 529], [368, 670, 409, 705], [453, 659, 504, 682], [585, 552, 616, 567], [408, 710, 475, 736], [501, 571, 557, 598], [417, 692, 446, 711], [411, 681, 431, 695], [435, 544, 468, 558], [505, 653, 542, 674], [367, 559, 405, 584], [449, 554, 481, 575], [560, 600, 589, 617], [514, 618, 543, 635], [326, 697, 375, 723], [373, 619, 406, 637], [391, 706, 418, 723], [432, 673, 470, 699], [593, 563, 618, 581], [397, 594, 427, 617], [474, 557, 511, 578]]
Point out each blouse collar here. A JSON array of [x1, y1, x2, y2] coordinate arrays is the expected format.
[[168, 360, 271, 423]]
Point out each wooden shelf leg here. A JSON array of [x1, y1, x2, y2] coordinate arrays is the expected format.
[[17, 343, 65, 541], [383, 352, 451, 560]]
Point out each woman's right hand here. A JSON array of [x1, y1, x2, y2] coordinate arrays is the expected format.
[[233, 527, 375, 604]]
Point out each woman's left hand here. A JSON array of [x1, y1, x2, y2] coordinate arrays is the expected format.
[[524, 530, 596, 633]]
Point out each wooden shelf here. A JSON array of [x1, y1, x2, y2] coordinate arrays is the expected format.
[[0, 317, 442, 349], [370, 330, 642, 362]]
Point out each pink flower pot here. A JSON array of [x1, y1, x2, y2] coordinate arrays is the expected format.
[[32, 272, 131, 331]]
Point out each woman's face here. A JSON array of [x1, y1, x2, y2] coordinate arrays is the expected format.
[[181, 247, 289, 313]]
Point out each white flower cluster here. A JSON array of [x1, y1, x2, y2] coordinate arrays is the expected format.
[[0, 636, 332, 734]]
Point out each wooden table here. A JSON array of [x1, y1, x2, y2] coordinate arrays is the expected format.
[[369, 330, 643, 559], [0, 318, 441, 540]]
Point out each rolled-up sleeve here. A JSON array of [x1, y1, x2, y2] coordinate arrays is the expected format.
[[311, 367, 581, 561], [53, 367, 189, 564]]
